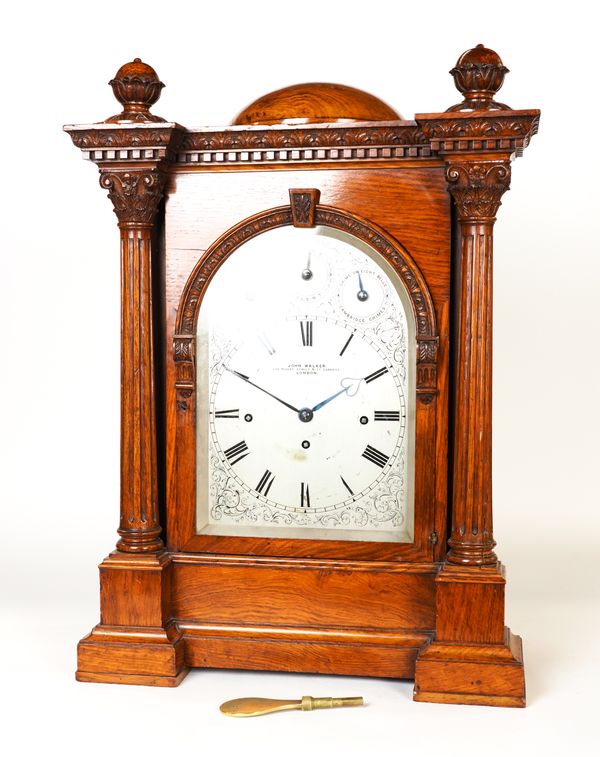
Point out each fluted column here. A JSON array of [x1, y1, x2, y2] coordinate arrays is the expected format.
[[100, 168, 166, 553], [445, 160, 511, 566]]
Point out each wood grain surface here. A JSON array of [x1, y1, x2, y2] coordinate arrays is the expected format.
[[232, 82, 402, 125]]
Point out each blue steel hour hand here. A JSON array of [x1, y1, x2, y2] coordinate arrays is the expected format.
[[311, 378, 362, 413], [226, 367, 300, 414]]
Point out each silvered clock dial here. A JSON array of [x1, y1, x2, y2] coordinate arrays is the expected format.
[[196, 226, 415, 542]]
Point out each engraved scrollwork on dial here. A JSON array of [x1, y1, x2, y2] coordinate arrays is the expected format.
[[364, 469, 406, 528]]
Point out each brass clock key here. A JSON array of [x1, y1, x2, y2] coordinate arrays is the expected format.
[[220, 696, 364, 718]]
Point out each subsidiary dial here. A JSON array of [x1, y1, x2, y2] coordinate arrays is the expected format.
[[279, 239, 332, 302], [339, 268, 390, 322]]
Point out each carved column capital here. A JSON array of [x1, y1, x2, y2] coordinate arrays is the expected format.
[[446, 161, 511, 221], [99, 168, 166, 228]]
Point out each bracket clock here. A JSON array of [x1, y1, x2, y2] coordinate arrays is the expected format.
[[65, 45, 539, 706]]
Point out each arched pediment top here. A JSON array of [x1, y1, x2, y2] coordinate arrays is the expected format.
[[174, 203, 437, 341], [174, 202, 439, 404]]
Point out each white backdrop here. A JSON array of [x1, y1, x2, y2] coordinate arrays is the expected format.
[[1, 1, 598, 755]]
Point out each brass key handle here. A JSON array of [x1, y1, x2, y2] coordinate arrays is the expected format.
[[301, 696, 363, 710], [220, 696, 364, 717]]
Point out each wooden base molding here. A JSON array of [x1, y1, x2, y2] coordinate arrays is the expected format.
[[413, 561, 525, 706], [413, 628, 525, 707], [76, 624, 189, 687], [179, 622, 432, 679], [76, 670, 189, 687], [76, 551, 189, 686], [76, 554, 525, 702]]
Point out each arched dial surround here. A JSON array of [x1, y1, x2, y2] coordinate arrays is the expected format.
[[195, 224, 417, 543]]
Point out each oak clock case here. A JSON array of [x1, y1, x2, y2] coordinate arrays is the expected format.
[[65, 47, 539, 706]]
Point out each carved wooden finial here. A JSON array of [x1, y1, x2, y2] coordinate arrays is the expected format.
[[105, 58, 166, 123], [447, 44, 511, 112]]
